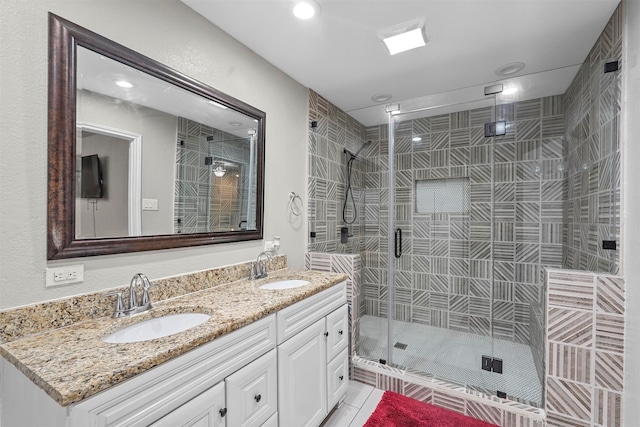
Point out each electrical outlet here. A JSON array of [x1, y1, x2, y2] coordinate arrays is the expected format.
[[46, 265, 84, 287]]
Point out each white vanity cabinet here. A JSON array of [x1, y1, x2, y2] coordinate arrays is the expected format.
[[276, 281, 349, 427], [151, 348, 278, 427], [0, 280, 348, 427], [1, 314, 277, 427]]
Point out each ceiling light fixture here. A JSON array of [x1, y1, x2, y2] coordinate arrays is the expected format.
[[382, 26, 427, 55], [371, 93, 392, 103], [213, 164, 226, 177], [114, 79, 135, 88], [228, 121, 243, 126], [495, 62, 525, 76], [293, 0, 321, 19]]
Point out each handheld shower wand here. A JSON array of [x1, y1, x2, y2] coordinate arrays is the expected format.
[[342, 141, 372, 231]]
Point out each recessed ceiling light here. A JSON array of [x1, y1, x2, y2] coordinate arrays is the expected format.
[[495, 62, 525, 76], [293, 0, 321, 19], [114, 79, 135, 88], [229, 121, 243, 126], [382, 27, 427, 55], [502, 87, 518, 95], [371, 93, 392, 103]]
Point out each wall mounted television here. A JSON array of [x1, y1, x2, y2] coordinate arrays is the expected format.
[[80, 154, 104, 198]]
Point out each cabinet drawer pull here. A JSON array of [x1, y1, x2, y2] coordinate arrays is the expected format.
[[219, 408, 227, 417], [338, 330, 343, 335], [339, 375, 344, 381], [255, 394, 262, 403], [324, 332, 329, 337]]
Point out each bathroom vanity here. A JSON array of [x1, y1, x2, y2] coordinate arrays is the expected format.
[[0, 269, 348, 427]]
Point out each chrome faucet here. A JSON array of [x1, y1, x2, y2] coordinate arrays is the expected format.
[[108, 273, 153, 318], [250, 251, 273, 280]]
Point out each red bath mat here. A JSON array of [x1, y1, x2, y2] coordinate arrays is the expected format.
[[364, 391, 500, 427]]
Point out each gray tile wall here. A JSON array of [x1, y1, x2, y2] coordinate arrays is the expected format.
[[362, 97, 566, 344], [307, 90, 370, 254], [174, 117, 251, 233], [563, 3, 623, 275], [305, 1, 622, 349]]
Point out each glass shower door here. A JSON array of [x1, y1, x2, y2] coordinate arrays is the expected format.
[[386, 102, 500, 393]]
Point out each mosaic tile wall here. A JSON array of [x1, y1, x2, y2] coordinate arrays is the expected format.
[[545, 269, 625, 426], [362, 97, 566, 344], [307, 90, 370, 254], [174, 117, 251, 233], [563, 2, 623, 275]]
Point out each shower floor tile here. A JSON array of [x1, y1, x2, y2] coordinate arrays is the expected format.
[[358, 315, 542, 406]]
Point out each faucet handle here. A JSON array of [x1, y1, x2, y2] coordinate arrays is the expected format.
[[106, 292, 125, 318]]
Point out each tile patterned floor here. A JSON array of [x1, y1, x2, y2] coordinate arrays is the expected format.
[[358, 315, 542, 405], [321, 382, 382, 427]]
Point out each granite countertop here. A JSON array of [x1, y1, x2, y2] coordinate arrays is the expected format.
[[0, 269, 347, 407]]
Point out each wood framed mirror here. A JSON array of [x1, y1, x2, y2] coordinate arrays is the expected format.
[[48, 13, 265, 260]]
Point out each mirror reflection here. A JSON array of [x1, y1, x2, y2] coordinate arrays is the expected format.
[[47, 12, 265, 259], [75, 47, 258, 239]]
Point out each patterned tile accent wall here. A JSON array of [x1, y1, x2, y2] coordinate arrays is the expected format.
[[352, 357, 545, 427], [305, 252, 362, 371], [174, 117, 252, 233], [307, 90, 370, 254], [363, 96, 565, 344], [545, 269, 625, 426], [563, 2, 623, 275]]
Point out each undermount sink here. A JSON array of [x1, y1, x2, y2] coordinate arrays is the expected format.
[[103, 313, 211, 344], [259, 279, 311, 290]]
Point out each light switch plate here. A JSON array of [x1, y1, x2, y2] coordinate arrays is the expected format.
[[142, 198, 158, 211]]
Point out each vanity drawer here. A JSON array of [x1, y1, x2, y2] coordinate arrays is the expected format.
[[325, 304, 349, 361], [327, 347, 349, 410], [150, 381, 226, 427], [226, 348, 277, 427]]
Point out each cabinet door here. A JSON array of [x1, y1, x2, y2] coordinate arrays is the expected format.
[[226, 349, 277, 427], [278, 317, 327, 427], [150, 381, 226, 427], [326, 347, 349, 410], [261, 412, 278, 427], [325, 304, 349, 362]]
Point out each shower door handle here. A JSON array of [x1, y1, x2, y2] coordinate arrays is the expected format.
[[394, 228, 402, 258]]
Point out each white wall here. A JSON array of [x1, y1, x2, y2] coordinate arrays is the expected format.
[[77, 89, 178, 236], [623, 0, 640, 423], [79, 133, 130, 238], [0, 0, 309, 309]]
